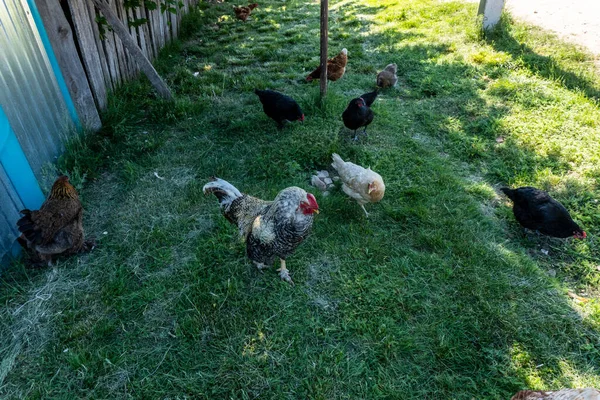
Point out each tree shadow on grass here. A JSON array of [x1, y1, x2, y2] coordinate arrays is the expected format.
[[486, 16, 600, 102]]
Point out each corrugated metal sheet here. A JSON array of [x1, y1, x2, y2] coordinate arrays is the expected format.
[[0, 0, 78, 267], [0, 0, 75, 183], [0, 165, 24, 265]]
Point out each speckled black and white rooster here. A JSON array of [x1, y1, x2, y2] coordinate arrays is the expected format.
[[203, 177, 319, 284]]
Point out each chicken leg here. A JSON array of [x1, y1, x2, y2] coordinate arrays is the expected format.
[[352, 127, 369, 141], [277, 259, 294, 285], [254, 261, 269, 271], [360, 204, 369, 218]]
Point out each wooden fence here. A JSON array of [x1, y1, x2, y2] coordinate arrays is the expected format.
[[39, 0, 199, 129]]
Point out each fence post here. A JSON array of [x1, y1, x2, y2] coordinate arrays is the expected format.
[[319, 0, 328, 98], [478, 0, 505, 30]]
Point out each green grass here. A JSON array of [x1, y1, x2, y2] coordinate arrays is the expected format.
[[2, 0, 600, 398]]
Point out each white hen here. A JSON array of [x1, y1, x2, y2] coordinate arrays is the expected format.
[[331, 153, 385, 217]]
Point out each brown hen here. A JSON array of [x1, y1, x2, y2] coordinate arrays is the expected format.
[[306, 48, 348, 82], [377, 63, 398, 88], [233, 3, 258, 21], [16, 176, 93, 267]]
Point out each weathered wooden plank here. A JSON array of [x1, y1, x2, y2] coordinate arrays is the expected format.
[[182, 0, 188, 16], [116, 0, 136, 79], [158, 3, 167, 46], [67, 0, 107, 109], [91, 0, 172, 99], [115, 0, 131, 80], [34, 0, 101, 130], [99, 3, 121, 88], [138, 6, 154, 59], [170, 6, 178, 39], [85, 0, 113, 91], [133, 6, 149, 59], [146, 5, 161, 58], [149, 4, 162, 52], [176, 4, 182, 38], [109, 0, 127, 83]]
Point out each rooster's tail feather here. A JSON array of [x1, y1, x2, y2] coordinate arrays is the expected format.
[[331, 153, 345, 171], [203, 177, 243, 209]]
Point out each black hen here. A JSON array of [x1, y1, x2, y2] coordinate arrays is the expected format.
[[342, 91, 377, 141], [501, 186, 586, 239], [254, 89, 304, 128]]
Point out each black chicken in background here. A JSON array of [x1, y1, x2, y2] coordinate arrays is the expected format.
[[342, 91, 377, 141], [254, 89, 304, 128], [501, 186, 586, 239]]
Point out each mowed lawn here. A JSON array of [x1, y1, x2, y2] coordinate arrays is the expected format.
[[2, 0, 600, 398]]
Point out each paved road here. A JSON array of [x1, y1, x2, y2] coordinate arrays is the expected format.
[[457, 0, 600, 58], [504, 0, 600, 57]]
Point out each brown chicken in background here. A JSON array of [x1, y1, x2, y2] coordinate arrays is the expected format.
[[306, 48, 348, 82], [331, 153, 385, 217], [233, 3, 258, 21], [377, 63, 398, 88], [16, 176, 94, 267], [511, 388, 600, 400]]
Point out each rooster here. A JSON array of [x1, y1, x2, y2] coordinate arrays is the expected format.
[[377, 63, 398, 88], [342, 91, 377, 141], [306, 48, 348, 82], [233, 3, 258, 22], [501, 186, 586, 239], [16, 175, 94, 267], [254, 89, 304, 128], [203, 177, 319, 284], [331, 154, 385, 217]]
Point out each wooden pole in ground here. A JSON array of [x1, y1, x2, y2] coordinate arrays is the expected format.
[[478, 0, 505, 30], [90, 0, 173, 100], [319, 0, 328, 98]]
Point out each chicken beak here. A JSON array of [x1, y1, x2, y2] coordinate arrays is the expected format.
[[313, 209, 319, 214]]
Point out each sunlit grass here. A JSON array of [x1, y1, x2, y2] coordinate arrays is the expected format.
[[1, 0, 600, 398]]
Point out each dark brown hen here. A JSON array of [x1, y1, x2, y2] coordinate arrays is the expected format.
[[16, 176, 94, 267], [233, 3, 258, 21], [501, 186, 586, 239], [203, 177, 319, 284]]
